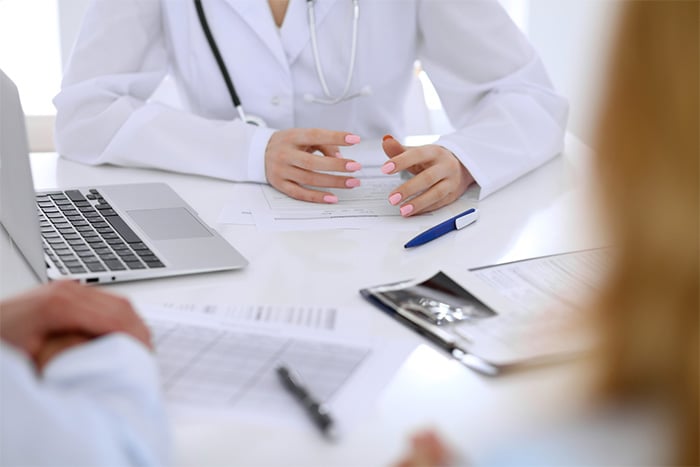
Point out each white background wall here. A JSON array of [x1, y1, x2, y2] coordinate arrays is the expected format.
[[526, 0, 620, 145]]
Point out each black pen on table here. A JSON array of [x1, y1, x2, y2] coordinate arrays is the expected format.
[[276, 364, 338, 440]]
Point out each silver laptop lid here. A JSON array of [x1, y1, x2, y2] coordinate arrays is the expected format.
[[0, 69, 48, 283]]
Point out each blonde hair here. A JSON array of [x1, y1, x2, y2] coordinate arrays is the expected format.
[[593, 2, 698, 464]]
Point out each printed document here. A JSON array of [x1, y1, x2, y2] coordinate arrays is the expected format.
[[152, 301, 369, 335], [219, 148, 478, 231], [469, 248, 613, 313], [137, 305, 411, 431]]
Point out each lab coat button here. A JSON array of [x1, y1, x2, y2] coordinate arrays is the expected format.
[[270, 96, 281, 106]]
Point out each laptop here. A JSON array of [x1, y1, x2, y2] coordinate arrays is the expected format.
[[0, 69, 248, 284]]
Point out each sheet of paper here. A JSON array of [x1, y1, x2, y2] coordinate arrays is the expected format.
[[245, 165, 439, 231], [218, 139, 478, 229], [217, 206, 254, 225], [150, 301, 368, 336], [469, 248, 613, 313], [137, 305, 412, 432]]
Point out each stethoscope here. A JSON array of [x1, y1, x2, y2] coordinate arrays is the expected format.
[[194, 0, 369, 127]]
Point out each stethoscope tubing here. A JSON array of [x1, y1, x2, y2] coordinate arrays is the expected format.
[[194, 0, 364, 126], [306, 0, 360, 104], [193, 0, 247, 122]]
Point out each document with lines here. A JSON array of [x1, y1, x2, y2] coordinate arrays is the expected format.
[[140, 306, 411, 431], [220, 164, 477, 231]]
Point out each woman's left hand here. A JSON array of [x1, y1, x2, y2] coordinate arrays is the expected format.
[[381, 136, 474, 217]]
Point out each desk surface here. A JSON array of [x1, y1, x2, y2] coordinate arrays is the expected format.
[[1, 134, 605, 466]]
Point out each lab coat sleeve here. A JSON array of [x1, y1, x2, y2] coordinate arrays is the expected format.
[[0, 336, 170, 467], [53, 0, 275, 184], [417, 0, 569, 199]]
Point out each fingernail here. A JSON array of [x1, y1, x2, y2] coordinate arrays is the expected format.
[[345, 178, 361, 188], [345, 161, 362, 171], [400, 204, 414, 216], [323, 195, 338, 204], [389, 192, 402, 205], [382, 134, 394, 142], [345, 134, 361, 144], [381, 162, 396, 174], [334, 152, 343, 158]]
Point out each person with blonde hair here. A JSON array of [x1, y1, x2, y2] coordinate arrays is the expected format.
[[396, 2, 698, 465]]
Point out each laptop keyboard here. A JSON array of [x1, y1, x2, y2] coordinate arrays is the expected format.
[[37, 189, 164, 275]]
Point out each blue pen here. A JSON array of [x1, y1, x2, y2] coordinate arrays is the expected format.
[[404, 208, 479, 248]]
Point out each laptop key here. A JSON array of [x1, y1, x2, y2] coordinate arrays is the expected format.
[[125, 261, 146, 270], [85, 262, 106, 272], [67, 266, 87, 274], [65, 190, 86, 202], [103, 259, 126, 271], [77, 250, 98, 259], [103, 215, 141, 243], [145, 260, 165, 268]]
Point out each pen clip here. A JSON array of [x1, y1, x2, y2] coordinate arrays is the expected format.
[[455, 208, 478, 230]]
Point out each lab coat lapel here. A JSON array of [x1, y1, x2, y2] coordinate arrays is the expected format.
[[222, 0, 290, 73], [280, 0, 339, 65]]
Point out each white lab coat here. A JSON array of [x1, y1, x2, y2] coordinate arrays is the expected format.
[[0, 336, 170, 466], [55, 0, 568, 199]]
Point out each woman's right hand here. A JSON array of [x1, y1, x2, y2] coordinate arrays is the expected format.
[[264, 128, 363, 203]]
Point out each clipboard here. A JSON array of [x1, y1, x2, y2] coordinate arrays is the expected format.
[[359, 252, 605, 377], [360, 271, 505, 376]]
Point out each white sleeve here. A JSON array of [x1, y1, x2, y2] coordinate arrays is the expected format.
[[53, 0, 275, 184], [0, 336, 170, 466], [417, 0, 569, 199]]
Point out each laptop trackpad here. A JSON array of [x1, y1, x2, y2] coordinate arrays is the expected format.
[[127, 208, 212, 240]]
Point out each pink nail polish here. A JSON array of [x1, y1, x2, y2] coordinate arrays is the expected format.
[[345, 134, 361, 144], [400, 204, 414, 216], [323, 195, 338, 204], [334, 152, 343, 158], [345, 161, 362, 171], [345, 178, 361, 188], [381, 162, 396, 174], [389, 193, 402, 205]]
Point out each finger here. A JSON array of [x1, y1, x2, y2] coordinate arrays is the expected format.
[[315, 144, 341, 158], [381, 146, 435, 176], [289, 166, 361, 189], [35, 333, 90, 371], [45, 282, 151, 348], [284, 128, 361, 147], [387, 165, 446, 206], [290, 149, 362, 173], [398, 179, 454, 217], [418, 431, 450, 464], [278, 180, 340, 204], [382, 134, 406, 159], [85, 290, 152, 348]]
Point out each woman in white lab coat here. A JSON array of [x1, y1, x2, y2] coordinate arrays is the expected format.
[[55, 0, 567, 216]]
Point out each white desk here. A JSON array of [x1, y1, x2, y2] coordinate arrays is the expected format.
[[1, 134, 605, 466]]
